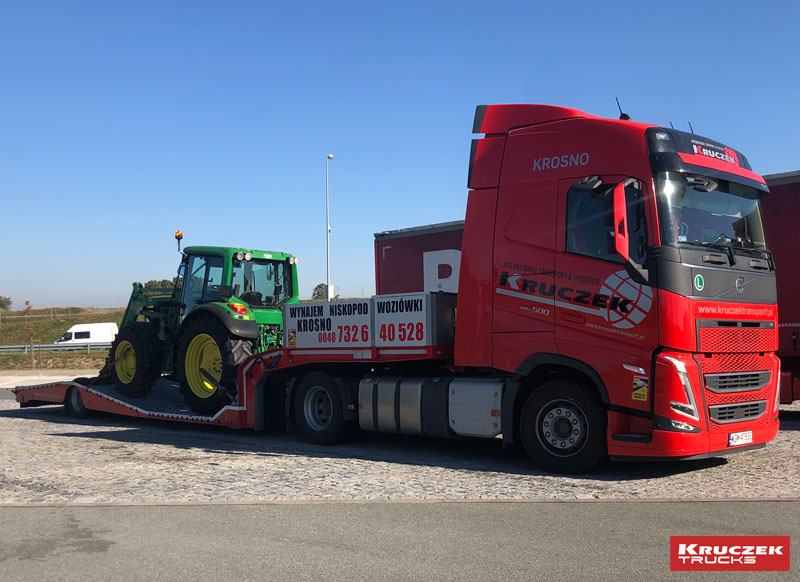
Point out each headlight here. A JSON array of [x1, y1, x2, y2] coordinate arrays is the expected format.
[[662, 355, 700, 421]]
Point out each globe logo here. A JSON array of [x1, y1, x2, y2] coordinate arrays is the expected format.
[[599, 270, 653, 329]]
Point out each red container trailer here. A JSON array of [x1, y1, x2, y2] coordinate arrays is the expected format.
[[762, 170, 800, 404], [16, 104, 781, 473], [374, 221, 464, 295]]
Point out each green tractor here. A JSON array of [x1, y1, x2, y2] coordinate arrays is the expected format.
[[108, 245, 299, 414]]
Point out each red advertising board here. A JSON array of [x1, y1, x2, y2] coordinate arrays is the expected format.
[[670, 536, 790, 571]]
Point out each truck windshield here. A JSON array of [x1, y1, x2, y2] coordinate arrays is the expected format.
[[655, 171, 767, 250], [231, 259, 291, 307]]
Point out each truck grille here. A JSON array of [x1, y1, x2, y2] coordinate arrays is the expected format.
[[709, 401, 766, 424], [705, 371, 770, 393], [698, 326, 775, 353], [696, 352, 773, 374], [696, 353, 775, 433]]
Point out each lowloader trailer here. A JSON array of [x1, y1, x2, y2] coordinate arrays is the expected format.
[[16, 104, 781, 473]]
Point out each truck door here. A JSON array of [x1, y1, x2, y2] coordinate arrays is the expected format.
[[554, 176, 658, 412], [492, 179, 558, 370]]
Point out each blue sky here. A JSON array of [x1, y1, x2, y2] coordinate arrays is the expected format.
[[1, 0, 798, 308]]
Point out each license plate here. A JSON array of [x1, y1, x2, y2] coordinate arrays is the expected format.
[[728, 430, 753, 447]]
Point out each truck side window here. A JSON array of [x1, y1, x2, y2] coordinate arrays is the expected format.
[[566, 179, 647, 264], [75, 331, 90, 339]]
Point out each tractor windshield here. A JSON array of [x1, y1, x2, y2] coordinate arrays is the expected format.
[[231, 259, 291, 307]]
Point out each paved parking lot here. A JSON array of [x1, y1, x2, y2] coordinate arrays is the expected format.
[[2, 501, 798, 582], [1, 371, 799, 504]]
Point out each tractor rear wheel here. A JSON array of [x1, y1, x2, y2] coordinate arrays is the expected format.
[[175, 314, 253, 415], [109, 322, 162, 396]]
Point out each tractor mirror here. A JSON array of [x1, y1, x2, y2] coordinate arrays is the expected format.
[[613, 183, 630, 262], [177, 263, 186, 278], [218, 285, 234, 301]]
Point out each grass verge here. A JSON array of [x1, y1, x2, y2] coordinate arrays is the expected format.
[[0, 351, 106, 371]]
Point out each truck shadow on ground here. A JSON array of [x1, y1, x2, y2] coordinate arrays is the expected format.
[[1, 405, 732, 481], [778, 409, 800, 429]]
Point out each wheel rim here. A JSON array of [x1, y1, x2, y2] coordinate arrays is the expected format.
[[185, 333, 222, 399], [536, 399, 589, 457], [115, 340, 136, 384], [303, 386, 332, 431]]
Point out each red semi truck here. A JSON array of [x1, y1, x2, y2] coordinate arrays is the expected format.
[[16, 104, 781, 473], [762, 170, 800, 404]]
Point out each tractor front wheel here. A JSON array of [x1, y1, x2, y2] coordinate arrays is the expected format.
[[109, 322, 162, 396], [176, 314, 252, 415]]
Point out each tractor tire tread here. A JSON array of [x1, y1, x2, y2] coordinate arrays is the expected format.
[[175, 313, 253, 415], [109, 322, 162, 397]]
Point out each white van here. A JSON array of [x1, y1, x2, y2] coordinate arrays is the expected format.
[[55, 323, 119, 344]]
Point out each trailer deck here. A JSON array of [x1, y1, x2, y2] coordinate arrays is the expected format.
[[14, 377, 251, 427]]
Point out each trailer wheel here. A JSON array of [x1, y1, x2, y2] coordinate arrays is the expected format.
[[109, 322, 162, 397], [294, 372, 351, 445], [64, 386, 90, 419], [176, 313, 252, 415], [519, 380, 607, 474]]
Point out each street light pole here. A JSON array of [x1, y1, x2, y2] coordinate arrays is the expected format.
[[326, 153, 334, 301]]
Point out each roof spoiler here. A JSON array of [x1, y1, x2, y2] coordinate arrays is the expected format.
[[473, 104, 589, 134]]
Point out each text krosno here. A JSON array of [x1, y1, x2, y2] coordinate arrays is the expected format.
[[532, 153, 589, 172]]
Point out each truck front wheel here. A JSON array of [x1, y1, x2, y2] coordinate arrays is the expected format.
[[293, 372, 352, 445], [519, 380, 607, 474], [176, 314, 252, 415]]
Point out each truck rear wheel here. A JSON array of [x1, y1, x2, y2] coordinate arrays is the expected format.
[[293, 372, 352, 445], [109, 322, 162, 397], [176, 314, 252, 415], [519, 380, 607, 474]]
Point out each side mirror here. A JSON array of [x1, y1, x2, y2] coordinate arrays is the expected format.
[[177, 263, 187, 278], [613, 183, 629, 262]]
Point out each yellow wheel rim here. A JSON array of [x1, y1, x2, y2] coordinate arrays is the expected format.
[[185, 333, 222, 399], [115, 340, 136, 384]]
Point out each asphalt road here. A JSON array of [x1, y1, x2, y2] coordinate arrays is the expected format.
[[0, 501, 797, 581]]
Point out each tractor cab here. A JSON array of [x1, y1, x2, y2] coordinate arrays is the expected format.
[[176, 247, 299, 345], [179, 247, 297, 317]]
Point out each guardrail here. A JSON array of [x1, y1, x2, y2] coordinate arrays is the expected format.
[[0, 343, 112, 354]]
